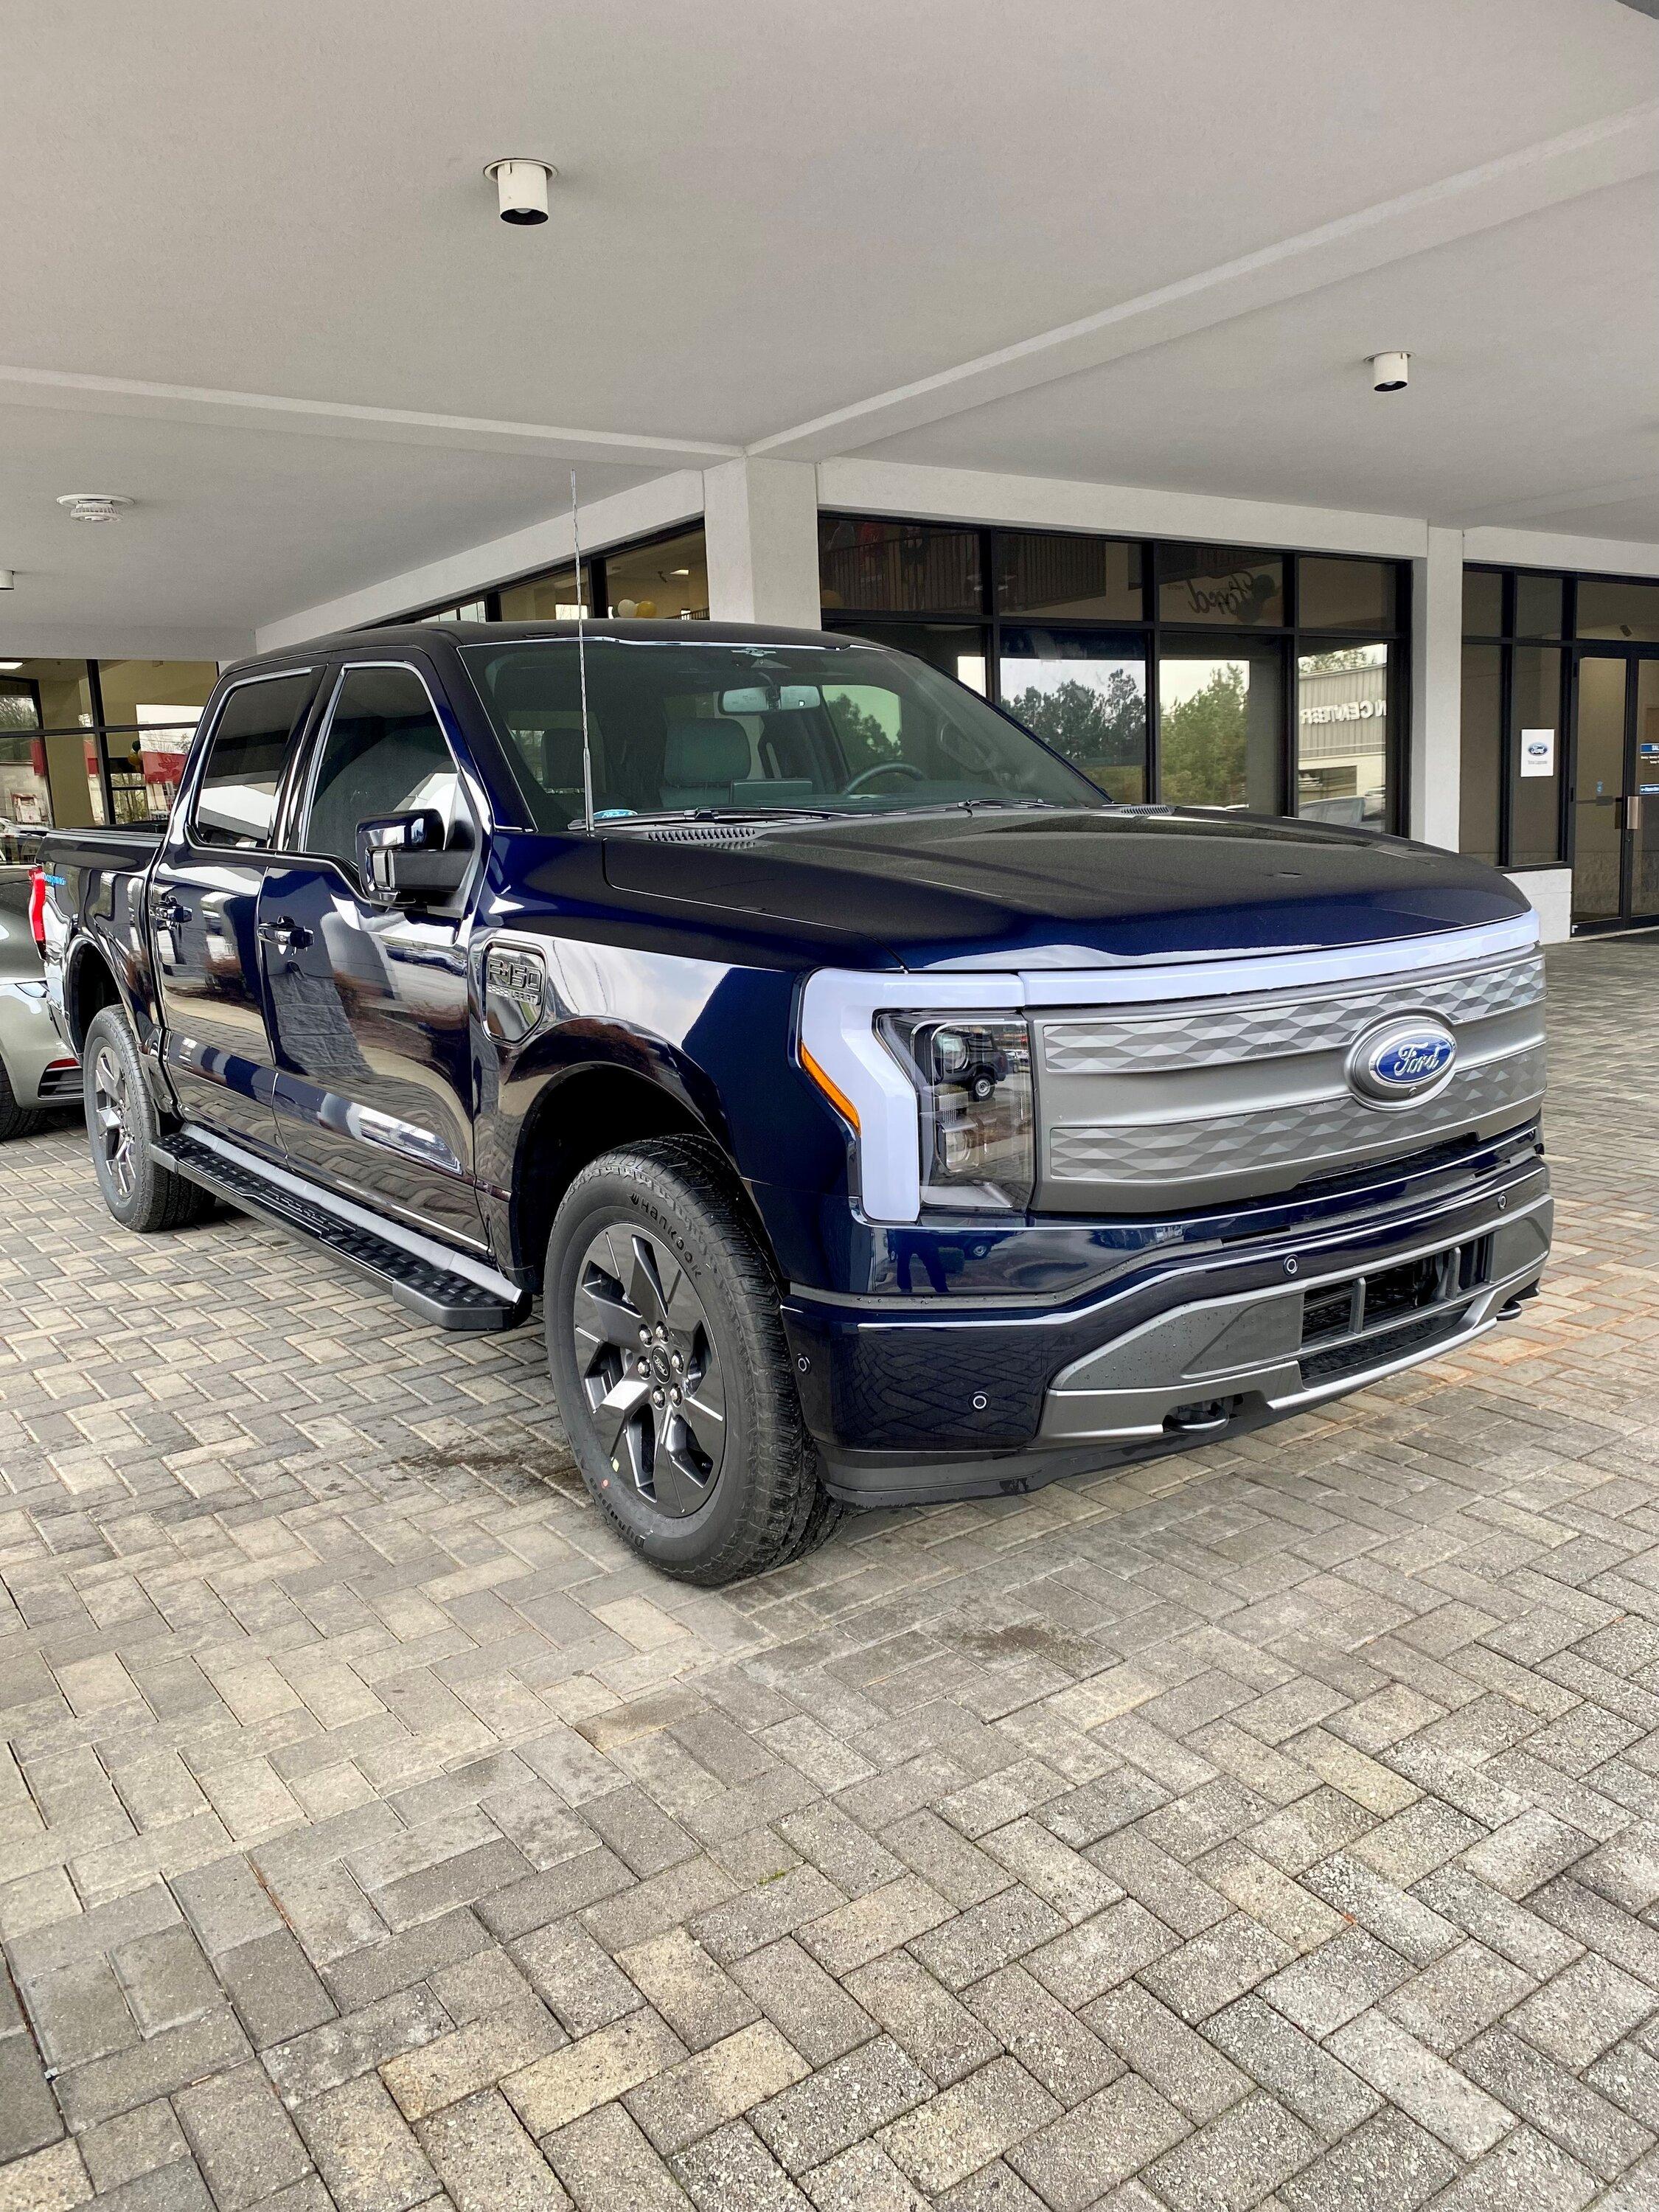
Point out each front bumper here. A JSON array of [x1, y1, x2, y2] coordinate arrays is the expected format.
[[782, 1153, 1551, 1508], [0, 978, 80, 1109]]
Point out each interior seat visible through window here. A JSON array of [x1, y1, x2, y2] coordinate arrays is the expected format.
[[301, 664, 473, 875]]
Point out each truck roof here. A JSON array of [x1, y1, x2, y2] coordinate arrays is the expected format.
[[227, 619, 851, 671]]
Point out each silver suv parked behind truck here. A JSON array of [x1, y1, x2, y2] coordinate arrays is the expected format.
[[0, 866, 80, 1138]]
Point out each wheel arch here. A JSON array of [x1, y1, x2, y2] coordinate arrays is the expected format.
[[507, 1055, 763, 1290], [63, 939, 125, 1053]]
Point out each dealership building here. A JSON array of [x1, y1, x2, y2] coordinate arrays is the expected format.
[[5, 0, 1659, 939]]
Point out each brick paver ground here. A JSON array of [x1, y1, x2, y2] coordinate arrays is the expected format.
[[1, 935, 1655, 2212]]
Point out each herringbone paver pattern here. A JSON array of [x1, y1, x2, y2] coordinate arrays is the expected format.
[[1, 936, 1655, 2211]]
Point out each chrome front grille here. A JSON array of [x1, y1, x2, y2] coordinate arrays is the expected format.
[[1034, 950, 1545, 1211]]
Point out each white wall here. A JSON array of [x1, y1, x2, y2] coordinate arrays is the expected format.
[[703, 459, 821, 627], [816, 459, 1429, 560], [1410, 526, 1464, 849], [1507, 867, 1573, 945]]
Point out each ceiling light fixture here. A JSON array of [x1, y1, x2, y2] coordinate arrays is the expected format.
[[0, 572, 13, 592], [57, 493, 134, 523], [1369, 352, 1410, 394], [0, 660, 21, 671], [484, 159, 557, 226]]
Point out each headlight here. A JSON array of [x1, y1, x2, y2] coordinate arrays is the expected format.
[[878, 1012, 1034, 1209]]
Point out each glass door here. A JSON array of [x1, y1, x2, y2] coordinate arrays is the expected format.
[[1573, 651, 1659, 926]]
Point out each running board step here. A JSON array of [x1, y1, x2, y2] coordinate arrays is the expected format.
[[155, 1132, 532, 1332]]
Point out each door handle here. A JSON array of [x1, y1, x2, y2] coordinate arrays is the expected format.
[[257, 917, 312, 956], [1631, 795, 1645, 832]]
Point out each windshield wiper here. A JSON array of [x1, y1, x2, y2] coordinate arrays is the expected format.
[[572, 804, 842, 830], [900, 796, 1062, 815]]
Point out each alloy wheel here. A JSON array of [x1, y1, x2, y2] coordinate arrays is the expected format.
[[572, 1224, 727, 1517], [92, 1045, 136, 1202]]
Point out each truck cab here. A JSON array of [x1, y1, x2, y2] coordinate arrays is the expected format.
[[41, 620, 1551, 1583]]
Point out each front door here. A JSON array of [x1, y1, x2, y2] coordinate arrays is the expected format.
[[1573, 651, 1659, 928], [258, 660, 486, 1248], [150, 667, 317, 1152]]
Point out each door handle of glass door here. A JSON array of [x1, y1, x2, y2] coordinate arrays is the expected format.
[[257, 918, 311, 955]]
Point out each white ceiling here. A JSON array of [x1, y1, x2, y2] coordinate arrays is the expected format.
[[3, 0, 1658, 647]]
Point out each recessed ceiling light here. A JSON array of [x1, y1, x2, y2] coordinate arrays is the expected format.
[[57, 493, 134, 522], [484, 159, 557, 225], [667, 568, 691, 578], [0, 660, 21, 671]]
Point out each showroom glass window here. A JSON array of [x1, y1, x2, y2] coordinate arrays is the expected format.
[[382, 525, 712, 630], [816, 516, 1407, 827], [0, 657, 219, 854], [1458, 568, 1567, 870]]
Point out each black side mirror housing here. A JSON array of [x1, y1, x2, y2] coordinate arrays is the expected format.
[[355, 810, 469, 905]]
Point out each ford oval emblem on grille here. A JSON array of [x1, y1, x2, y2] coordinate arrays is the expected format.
[[1346, 1017, 1458, 1106]]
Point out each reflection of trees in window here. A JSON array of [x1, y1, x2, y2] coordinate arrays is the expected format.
[[1160, 666, 1248, 807], [1297, 647, 1371, 675], [0, 685, 38, 733], [823, 693, 902, 777], [1004, 675, 1144, 800]]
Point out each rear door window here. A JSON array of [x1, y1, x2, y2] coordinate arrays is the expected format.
[[191, 672, 315, 849]]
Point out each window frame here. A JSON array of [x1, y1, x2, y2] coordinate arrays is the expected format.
[[818, 517, 1411, 832], [282, 655, 487, 905], [1459, 564, 1571, 872], [181, 665, 319, 856]]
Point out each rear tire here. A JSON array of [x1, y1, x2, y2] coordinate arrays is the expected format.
[[546, 1135, 842, 1585], [83, 1006, 213, 1232], [0, 1057, 46, 1141]]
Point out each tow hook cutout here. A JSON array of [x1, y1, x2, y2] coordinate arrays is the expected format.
[[1164, 1397, 1239, 1436]]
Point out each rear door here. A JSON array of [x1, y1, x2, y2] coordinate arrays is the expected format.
[[149, 667, 317, 1152], [257, 657, 487, 1248]]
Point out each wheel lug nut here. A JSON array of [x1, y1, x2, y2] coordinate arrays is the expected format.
[[651, 1388, 664, 1407], [638, 1328, 650, 1344]]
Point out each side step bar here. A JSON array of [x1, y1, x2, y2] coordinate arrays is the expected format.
[[155, 1129, 532, 1333]]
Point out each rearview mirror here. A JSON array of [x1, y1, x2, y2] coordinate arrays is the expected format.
[[355, 810, 468, 905], [718, 684, 822, 714]]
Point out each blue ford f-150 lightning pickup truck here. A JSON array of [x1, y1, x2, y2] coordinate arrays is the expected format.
[[39, 620, 1551, 1583]]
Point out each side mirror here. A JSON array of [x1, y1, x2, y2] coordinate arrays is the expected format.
[[355, 810, 468, 905]]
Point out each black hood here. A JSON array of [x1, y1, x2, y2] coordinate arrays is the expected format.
[[601, 807, 1531, 970]]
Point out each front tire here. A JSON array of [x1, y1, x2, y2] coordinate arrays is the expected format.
[[546, 1136, 841, 1585], [83, 1006, 212, 1232]]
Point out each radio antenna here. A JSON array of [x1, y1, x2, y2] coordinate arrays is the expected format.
[[571, 470, 595, 834]]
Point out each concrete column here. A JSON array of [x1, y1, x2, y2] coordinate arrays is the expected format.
[[1409, 524, 1464, 849], [703, 459, 821, 627]]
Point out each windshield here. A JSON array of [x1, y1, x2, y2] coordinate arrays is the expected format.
[[461, 636, 1101, 829]]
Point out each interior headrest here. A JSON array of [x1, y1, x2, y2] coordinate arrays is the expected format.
[[490, 660, 576, 720], [663, 718, 750, 788]]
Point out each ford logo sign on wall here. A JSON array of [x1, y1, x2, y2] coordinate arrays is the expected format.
[[1347, 1017, 1458, 1106]]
